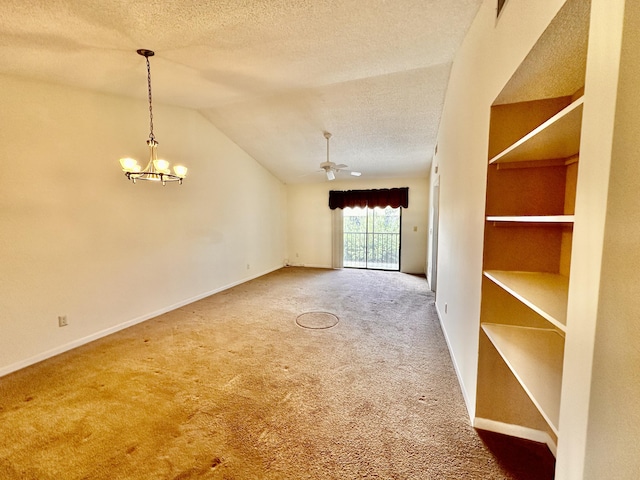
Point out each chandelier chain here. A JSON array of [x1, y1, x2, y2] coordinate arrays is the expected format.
[[145, 56, 154, 142]]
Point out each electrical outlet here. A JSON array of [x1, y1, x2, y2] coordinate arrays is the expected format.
[[246, 264, 250, 270], [58, 315, 68, 327]]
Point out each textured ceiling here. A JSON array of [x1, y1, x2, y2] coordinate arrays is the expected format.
[[0, 0, 483, 184]]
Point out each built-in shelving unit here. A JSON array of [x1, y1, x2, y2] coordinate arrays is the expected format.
[[477, 89, 579, 445], [475, 0, 589, 456]]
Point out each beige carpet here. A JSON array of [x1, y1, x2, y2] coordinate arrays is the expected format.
[[0, 267, 554, 479]]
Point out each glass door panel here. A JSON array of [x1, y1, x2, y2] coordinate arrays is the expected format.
[[343, 206, 400, 270]]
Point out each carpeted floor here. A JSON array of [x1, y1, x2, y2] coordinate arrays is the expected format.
[[0, 267, 554, 479]]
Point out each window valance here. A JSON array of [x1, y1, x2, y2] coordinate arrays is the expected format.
[[328, 187, 409, 210]]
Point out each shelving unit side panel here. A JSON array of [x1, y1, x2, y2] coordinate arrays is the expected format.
[[559, 230, 573, 277], [488, 96, 573, 160], [483, 224, 563, 272], [564, 161, 579, 215]]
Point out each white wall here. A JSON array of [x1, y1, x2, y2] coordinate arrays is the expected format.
[[287, 177, 429, 274], [433, 0, 568, 415], [581, 0, 640, 477], [0, 75, 287, 375]]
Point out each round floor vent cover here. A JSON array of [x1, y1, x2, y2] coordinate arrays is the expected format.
[[296, 311, 339, 329]]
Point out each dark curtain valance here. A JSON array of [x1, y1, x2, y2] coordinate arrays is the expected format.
[[329, 187, 409, 210]]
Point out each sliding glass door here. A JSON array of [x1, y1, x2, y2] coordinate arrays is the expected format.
[[343, 206, 401, 270]]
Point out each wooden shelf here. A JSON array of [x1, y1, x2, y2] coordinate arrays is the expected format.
[[489, 96, 584, 165], [481, 323, 564, 435], [484, 270, 569, 330], [487, 215, 574, 225]]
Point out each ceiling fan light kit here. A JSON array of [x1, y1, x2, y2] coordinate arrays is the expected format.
[[320, 132, 361, 181], [119, 49, 188, 185]]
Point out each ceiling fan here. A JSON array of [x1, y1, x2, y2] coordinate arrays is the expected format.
[[319, 132, 361, 181]]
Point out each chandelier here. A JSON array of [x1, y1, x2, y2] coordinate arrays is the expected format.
[[119, 49, 187, 185]]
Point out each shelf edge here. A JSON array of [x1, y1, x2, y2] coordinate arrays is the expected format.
[[486, 215, 575, 223]]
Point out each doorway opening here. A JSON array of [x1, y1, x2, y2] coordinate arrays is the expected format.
[[343, 206, 401, 271]]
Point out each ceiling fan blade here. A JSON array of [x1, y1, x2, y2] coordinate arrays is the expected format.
[[334, 163, 348, 170]]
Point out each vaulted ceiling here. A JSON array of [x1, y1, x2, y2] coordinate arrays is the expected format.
[[0, 0, 483, 184]]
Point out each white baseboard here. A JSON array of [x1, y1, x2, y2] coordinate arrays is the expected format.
[[287, 263, 332, 269], [0, 265, 283, 378], [473, 417, 557, 457], [434, 302, 475, 422]]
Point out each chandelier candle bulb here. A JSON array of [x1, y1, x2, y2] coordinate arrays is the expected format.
[[153, 159, 171, 174], [119, 157, 140, 173], [119, 49, 187, 185], [173, 165, 188, 178]]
